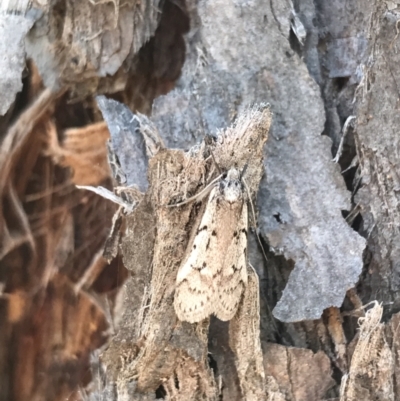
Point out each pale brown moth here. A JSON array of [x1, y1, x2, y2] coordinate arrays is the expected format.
[[174, 168, 248, 323], [173, 104, 271, 324]]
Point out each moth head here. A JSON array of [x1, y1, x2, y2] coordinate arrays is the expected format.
[[220, 168, 243, 202]]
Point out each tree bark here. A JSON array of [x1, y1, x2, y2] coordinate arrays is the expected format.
[[0, 0, 399, 401]]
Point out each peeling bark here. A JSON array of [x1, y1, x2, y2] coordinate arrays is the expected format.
[[1, 1, 400, 401]]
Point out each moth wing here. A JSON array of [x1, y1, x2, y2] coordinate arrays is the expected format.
[[174, 188, 221, 323], [214, 201, 248, 321]]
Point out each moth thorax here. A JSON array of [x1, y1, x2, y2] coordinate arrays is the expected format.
[[221, 168, 243, 202]]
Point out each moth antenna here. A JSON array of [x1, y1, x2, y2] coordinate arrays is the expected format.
[[240, 163, 249, 180], [242, 178, 268, 263], [248, 263, 280, 334], [168, 174, 223, 207], [246, 177, 277, 338]]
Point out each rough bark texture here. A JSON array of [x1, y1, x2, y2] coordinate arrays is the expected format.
[[1, 0, 400, 400]]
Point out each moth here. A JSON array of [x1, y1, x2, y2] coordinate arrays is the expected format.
[[174, 168, 248, 323]]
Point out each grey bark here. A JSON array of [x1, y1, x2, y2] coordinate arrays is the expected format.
[[1, 0, 400, 400]]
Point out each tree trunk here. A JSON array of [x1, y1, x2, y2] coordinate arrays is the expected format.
[[0, 0, 398, 400]]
